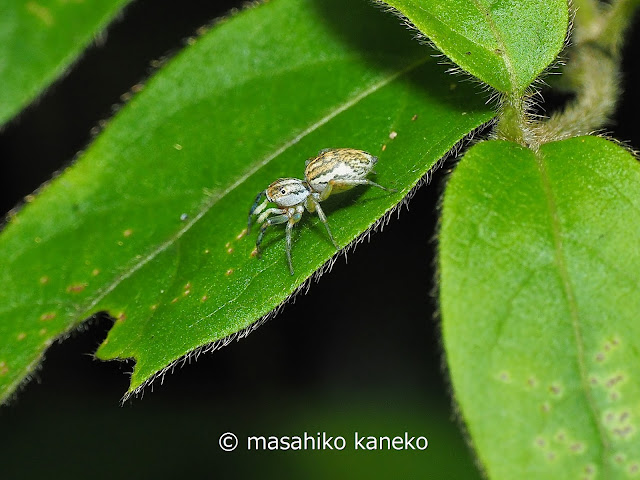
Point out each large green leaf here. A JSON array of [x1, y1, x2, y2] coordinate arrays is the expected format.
[[0, 0, 494, 402], [0, 0, 131, 126], [440, 136, 640, 479], [379, 0, 569, 93]]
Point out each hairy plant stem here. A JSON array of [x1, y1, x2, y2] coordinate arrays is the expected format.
[[495, 94, 528, 146], [503, 0, 639, 147], [534, 44, 619, 142]]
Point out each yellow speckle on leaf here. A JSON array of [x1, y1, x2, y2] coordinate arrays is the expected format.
[[123, 229, 133, 237], [236, 228, 247, 240], [225, 269, 234, 276], [92, 269, 100, 276], [26, 2, 54, 26], [0, 361, 8, 375], [17, 332, 26, 341], [39, 276, 49, 285]]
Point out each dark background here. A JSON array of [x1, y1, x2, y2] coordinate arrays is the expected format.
[[1, 1, 638, 478]]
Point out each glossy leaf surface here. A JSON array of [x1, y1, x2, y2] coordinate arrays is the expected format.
[[0, 0, 494, 402], [380, 0, 569, 93], [440, 137, 640, 479], [0, 0, 130, 126]]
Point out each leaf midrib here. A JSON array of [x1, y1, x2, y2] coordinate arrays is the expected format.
[[468, 0, 517, 92], [535, 148, 609, 474], [410, 0, 517, 92]]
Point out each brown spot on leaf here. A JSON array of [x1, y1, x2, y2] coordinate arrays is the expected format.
[[225, 269, 234, 276], [17, 333, 26, 341], [39, 276, 49, 285], [0, 361, 8, 375], [40, 312, 56, 321], [123, 229, 133, 237], [67, 283, 87, 293], [236, 228, 247, 240], [605, 374, 624, 388], [570, 442, 585, 453], [549, 383, 563, 396]]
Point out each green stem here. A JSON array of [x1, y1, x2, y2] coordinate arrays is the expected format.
[[597, 0, 640, 54], [571, 0, 601, 40], [535, 45, 619, 141], [535, 0, 640, 142], [495, 94, 528, 146]]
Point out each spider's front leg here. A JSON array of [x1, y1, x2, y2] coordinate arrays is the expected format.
[[255, 210, 288, 258], [247, 190, 268, 233]]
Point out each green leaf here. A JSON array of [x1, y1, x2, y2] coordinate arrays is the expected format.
[[0, 0, 130, 126], [379, 0, 569, 94], [440, 136, 640, 479], [0, 0, 494, 402]]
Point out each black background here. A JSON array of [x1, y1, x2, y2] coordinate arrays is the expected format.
[[1, 1, 639, 478]]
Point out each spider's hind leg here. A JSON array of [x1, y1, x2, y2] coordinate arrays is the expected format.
[[307, 196, 339, 250]]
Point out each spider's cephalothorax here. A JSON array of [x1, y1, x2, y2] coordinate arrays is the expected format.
[[248, 148, 390, 275]]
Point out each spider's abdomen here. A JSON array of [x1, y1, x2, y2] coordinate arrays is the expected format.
[[305, 148, 377, 194]]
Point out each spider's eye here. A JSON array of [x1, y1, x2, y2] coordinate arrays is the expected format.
[[281, 189, 286, 194]]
